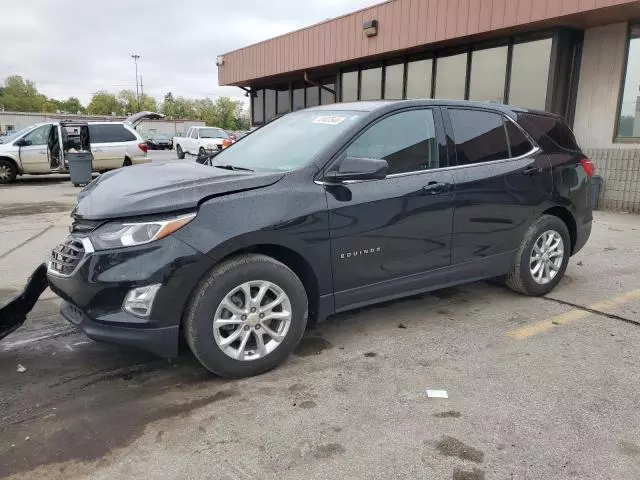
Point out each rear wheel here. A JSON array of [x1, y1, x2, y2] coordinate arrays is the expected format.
[[0, 159, 17, 184], [506, 215, 570, 296], [176, 145, 185, 159], [184, 254, 308, 378]]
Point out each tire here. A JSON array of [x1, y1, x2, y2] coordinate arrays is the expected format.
[[184, 254, 308, 378], [123, 157, 132, 167], [506, 215, 571, 296], [0, 159, 17, 184], [176, 145, 185, 159]]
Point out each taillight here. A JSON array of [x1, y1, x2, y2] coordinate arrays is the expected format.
[[580, 158, 595, 178], [138, 142, 148, 153]]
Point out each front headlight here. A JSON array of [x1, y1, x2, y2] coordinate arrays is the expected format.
[[90, 212, 196, 250], [205, 143, 216, 149]]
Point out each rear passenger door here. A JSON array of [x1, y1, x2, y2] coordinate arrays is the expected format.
[[89, 124, 138, 170], [444, 108, 552, 266]]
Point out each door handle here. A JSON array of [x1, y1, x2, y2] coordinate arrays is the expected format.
[[422, 181, 451, 195], [523, 166, 542, 175]]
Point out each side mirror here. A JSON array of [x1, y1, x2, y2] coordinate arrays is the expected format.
[[15, 138, 31, 147], [324, 156, 388, 182]]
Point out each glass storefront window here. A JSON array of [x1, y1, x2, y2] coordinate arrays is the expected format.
[[360, 66, 382, 100], [341, 71, 358, 102], [469, 45, 508, 102], [617, 25, 640, 138], [321, 79, 336, 105], [434, 53, 467, 100], [508, 38, 553, 110], [406, 59, 432, 99], [265, 89, 276, 122], [277, 85, 289, 115], [252, 89, 264, 124], [384, 63, 404, 99], [306, 85, 319, 108], [292, 84, 305, 111]]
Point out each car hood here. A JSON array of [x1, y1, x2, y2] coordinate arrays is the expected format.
[[73, 162, 284, 220]]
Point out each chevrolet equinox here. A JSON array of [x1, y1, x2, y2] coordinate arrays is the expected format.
[[44, 100, 594, 378]]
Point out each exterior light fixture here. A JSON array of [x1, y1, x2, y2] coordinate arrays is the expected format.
[[363, 19, 378, 37], [216, 55, 225, 67]]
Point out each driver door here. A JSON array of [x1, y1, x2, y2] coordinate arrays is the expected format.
[[18, 124, 53, 173]]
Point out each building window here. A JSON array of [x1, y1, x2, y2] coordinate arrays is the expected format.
[[406, 58, 432, 99], [306, 85, 320, 108], [341, 70, 358, 102], [265, 89, 276, 122], [292, 83, 305, 111], [617, 25, 640, 139], [252, 89, 264, 125], [277, 85, 290, 115], [321, 78, 336, 105], [469, 45, 508, 102], [384, 62, 404, 99], [360, 66, 382, 100], [508, 38, 553, 110], [435, 53, 467, 100]]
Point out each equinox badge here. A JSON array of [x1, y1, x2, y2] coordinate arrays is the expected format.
[[340, 247, 381, 260]]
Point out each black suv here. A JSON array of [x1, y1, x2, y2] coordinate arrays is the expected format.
[[45, 100, 594, 378]]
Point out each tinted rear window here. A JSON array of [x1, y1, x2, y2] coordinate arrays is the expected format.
[[89, 124, 137, 143], [518, 113, 580, 151], [449, 109, 509, 165]]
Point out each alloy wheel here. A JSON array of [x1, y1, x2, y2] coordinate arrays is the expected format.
[[0, 164, 11, 182], [213, 280, 292, 361], [529, 230, 564, 285]]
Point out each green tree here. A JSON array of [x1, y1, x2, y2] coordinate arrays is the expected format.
[[139, 94, 157, 112], [59, 97, 86, 114], [0, 75, 49, 112], [87, 91, 121, 115], [162, 92, 175, 117]]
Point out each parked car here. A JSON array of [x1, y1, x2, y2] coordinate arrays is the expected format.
[[173, 126, 229, 159], [30, 100, 592, 378], [0, 112, 163, 184], [145, 133, 173, 150]]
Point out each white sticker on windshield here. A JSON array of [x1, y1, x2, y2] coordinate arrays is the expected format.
[[313, 116, 346, 125]]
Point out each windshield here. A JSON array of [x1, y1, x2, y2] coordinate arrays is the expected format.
[[0, 126, 31, 144], [212, 110, 366, 171], [199, 128, 228, 139]]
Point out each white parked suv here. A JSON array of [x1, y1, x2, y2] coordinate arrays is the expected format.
[[0, 112, 162, 184], [173, 126, 229, 159]]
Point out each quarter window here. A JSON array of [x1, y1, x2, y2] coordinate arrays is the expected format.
[[346, 109, 440, 175], [89, 124, 137, 143], [505, 119, 534, 157], [616, 25, 640, 138], [449, 109, 509, 165]]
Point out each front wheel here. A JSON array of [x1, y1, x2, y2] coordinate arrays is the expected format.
[[176, 145, 185, 159], [184, 254, 308, 378], [506, 215, 571, 296], [0, 159, 17, 184]]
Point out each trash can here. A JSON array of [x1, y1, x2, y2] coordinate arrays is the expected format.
[[591, 175, 603, 210], [67, 152, 93, 187]]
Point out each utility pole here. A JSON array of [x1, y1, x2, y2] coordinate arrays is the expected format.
[[140, 75, 144, 109], [131, 54, 140, 112]]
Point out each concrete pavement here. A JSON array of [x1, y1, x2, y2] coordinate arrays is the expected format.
[[1, 174, 639, 480]]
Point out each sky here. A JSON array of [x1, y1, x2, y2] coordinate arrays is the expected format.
[[1, 0, 380, 106]]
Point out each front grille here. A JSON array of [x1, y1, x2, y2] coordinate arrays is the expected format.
[[49, 237, 85, 275]]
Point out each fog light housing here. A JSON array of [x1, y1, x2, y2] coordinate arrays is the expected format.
[[123, 284, 161, 317]]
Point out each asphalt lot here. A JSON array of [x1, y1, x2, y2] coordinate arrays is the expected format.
[[1, 164, 640, 480]]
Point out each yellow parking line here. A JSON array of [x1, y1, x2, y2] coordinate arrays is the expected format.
[[508, 288, 640, 340]]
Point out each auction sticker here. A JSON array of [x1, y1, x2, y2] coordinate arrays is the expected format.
[[313, 116, 346, 125]]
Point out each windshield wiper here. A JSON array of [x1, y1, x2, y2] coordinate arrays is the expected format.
[[213, 164, 254, 172]]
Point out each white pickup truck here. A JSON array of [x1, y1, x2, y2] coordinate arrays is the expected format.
[[173, 126, 230, 159]]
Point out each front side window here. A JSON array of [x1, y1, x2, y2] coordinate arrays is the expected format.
[[212, 109, 366, 171], [22, 125, 52, 146], [617, 25, 640, 139], [449, 109, 509, 165], [190, 129, 199, 139], [346, 109, 439, 175]]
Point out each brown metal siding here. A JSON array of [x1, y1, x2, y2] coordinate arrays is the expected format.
[[219, 0, 640, 85]]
